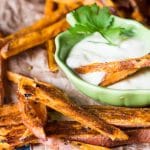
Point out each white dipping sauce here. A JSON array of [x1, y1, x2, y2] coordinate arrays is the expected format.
[[66, 32, 150, 89]]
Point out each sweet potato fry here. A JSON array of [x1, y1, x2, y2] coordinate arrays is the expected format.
[[0, 0, 81, 49], [17, 76, 128, 141], [0, 11, 71, 49], [46, 39, 58, 72], [75, 54, 150, 74], [0, 121, 150, 149], [1, 18, 69, 59], [100, 69, 138, 86], [1, 101, 150, 128], [0, 17, 53, 48], [84, 105, 150, 128], [18, 94, 46, 139], [9, 72, 123, 141], [46, 121, 150, 148], [75, 54, 150, 86], [8, 71, 128, 140]]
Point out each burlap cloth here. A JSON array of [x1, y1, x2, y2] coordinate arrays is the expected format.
[[0, 0, 149, 149]]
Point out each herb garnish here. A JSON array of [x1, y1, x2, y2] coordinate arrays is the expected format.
[[68, 4, 134, 45]]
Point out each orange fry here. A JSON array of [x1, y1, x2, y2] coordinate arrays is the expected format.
[[0, 121, 150, 149], [75, 54, 150, 86], [17, 74, 128, 141], [46, 39, 58, 72], [1, 18, 69, 59], [100, 69, 138, 86], [75, 54, 150, 74], [0, 17, 57, 48], [85, 105, 150, 128], [18, 94, 46, 139], [7, 71, 128, 140], [1, 100, 150, 128]]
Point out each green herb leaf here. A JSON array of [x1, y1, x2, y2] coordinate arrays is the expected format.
[[68, 4, 134, 45]]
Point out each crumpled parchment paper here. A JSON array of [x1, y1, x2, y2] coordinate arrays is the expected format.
[[0, 0, 150, 149]]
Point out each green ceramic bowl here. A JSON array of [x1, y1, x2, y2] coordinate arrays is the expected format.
[[55, 13, 150, 107]]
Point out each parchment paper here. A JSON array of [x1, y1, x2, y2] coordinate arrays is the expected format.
[[0, 0, 149, 149]]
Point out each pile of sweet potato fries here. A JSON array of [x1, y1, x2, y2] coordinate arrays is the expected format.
[[0, 0, 150, 149]]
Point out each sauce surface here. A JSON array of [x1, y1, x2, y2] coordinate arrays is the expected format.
[[66, 32, 150, 89]]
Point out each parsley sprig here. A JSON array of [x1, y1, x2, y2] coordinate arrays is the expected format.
[[68, 4, 134, 45]]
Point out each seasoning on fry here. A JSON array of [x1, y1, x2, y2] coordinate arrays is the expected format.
[[18, 94, 46, 139], [0, 120, 150, 148], [1, 96, 150, 128]]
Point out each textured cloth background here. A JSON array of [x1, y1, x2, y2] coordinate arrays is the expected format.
[[0, 0, 149, 149]]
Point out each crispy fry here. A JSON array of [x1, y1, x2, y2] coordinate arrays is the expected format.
[[75, 54, 150, 74], [0, 0, 81, 49], [0, 121, 150, 148], [8, 71, 128, 140], [46, 121, 150, 148], [84, 105, 150, 128], [17, 76, 128, 141], [46, 39, 58, 72], [8, 72, 127, 140], [1, 101, 150, 128], [1, 19, 69, 59], [100, 69, 138, 86], [18, 94, 46, 139], [0, 17, 51, 48], [0, 14, 69, 49], [7, 71, 50, 87], [75, 54, 150, 86]]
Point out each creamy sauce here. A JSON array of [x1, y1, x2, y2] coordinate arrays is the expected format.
[[66, 32, 150, 89]]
